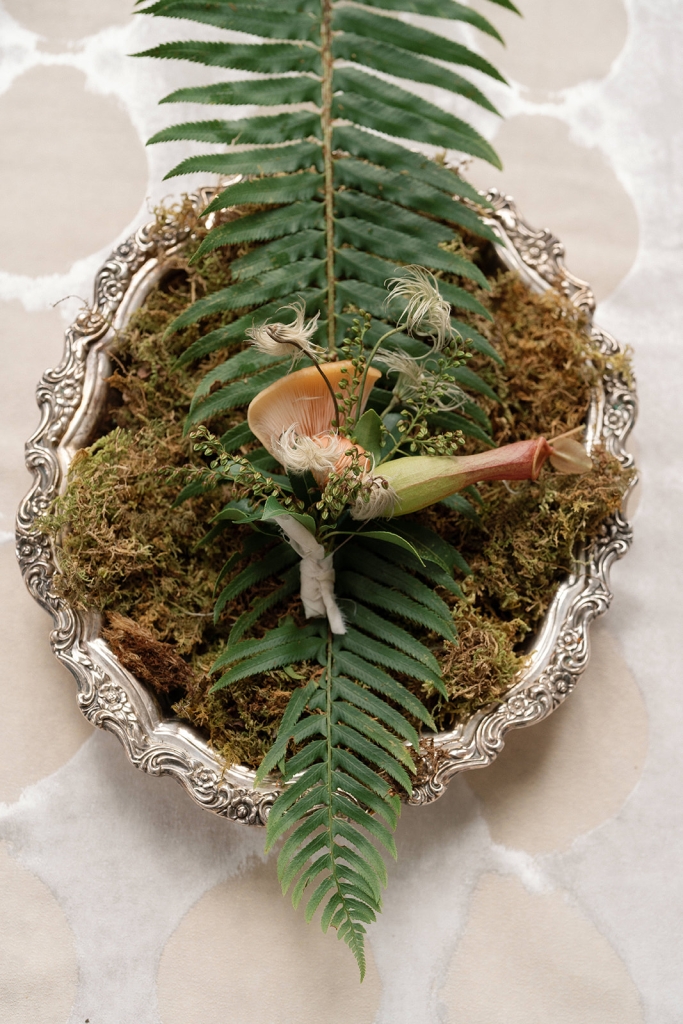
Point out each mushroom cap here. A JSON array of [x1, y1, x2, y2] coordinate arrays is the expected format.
[[247, 361, 381, 457]]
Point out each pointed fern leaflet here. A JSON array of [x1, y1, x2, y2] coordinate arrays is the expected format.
[[136, 0, 515, 441]]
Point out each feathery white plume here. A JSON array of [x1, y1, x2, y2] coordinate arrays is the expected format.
[[386, 266, 452, 350], [378, 348, 468, 411], [246, 300, 322, 360], [274, 426, 349, 475], [350, 474, 398, 521], [377, 348, 423, 385]]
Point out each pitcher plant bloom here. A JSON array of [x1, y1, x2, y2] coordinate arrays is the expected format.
[[375, 435, 592, 516]]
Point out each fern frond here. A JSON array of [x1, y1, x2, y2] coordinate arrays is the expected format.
[[338, 571, 456, 642], [138, 0, 522, 973], [139, 0, 510, 370], [228, 566, 300, 644], [344, 602, 441, 673], [245, 622, 434, 976], [213, 541, 299, 621]]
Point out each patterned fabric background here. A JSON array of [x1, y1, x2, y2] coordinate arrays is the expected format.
[[0, 1, 680, 1021]]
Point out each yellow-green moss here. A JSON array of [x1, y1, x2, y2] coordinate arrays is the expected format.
[[41, 208, 633, 767]]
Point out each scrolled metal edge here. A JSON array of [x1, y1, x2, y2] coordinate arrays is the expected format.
[[13, 192, 281, 824], [484, 188, 596, 314], [137, 749, 276, 824], [409, 194, 637, 807], [16, 189, 637, 822]]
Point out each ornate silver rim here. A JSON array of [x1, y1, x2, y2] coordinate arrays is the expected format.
[[16, 187, 637, 823]]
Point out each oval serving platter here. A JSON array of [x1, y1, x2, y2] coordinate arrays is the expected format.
[[16, 187, 637, 824]]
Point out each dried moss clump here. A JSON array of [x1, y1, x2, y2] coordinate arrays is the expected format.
[[42, 218, 632, 765]]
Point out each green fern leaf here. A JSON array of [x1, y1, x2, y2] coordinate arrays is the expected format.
[[331, 676, 420, 748], [148, 111, 321, 146], [184, 363, 291, 430], [333, 91, 500, 167], [338, 571, 456, 642], [218, 420, 256, 452], [140, 4, 320, 41], [211, 622, 312, 672], [174, 287, 325, 365], [229, 230, 326, 282], [440, 492, 482, 524], [192, 204, 325, 258], [332, 11, 506, 81], [213, 541, 299, 621], [139, 0, 517, 972], [335, 217, 488, 287], [447, 364, 500, 402], [425, 408, 493, 447], [344, 603, 441, 673], [163, 140, 323, 180], [334, 37, 500, 114], [134, 40, 322, 74], [482, 0, 521, 11], [211, 637, 324, 690], [337, 189, 454, 244], [333, 127, 494, 203], [356, 0, 503, 39], [213, 530, 275, 591], [333, 647, 437, 724], [168, 261, 325, 336], [333, 158, 498, 243], [228, 566, 300, 644], [363, 538, 465, 601], [340, 627, 443, 691], [381, 519, 471, 576], [190, 350, 287, 407], [203, 173, 324, 214], [160, 76, 322, 107]]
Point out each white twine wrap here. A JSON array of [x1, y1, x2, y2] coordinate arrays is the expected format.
[[273, 515, 346, 635]]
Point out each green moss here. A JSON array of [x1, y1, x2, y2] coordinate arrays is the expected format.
[[41, 204, 633, 767]]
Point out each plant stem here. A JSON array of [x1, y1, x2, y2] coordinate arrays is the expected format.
[[280, 339, 341, 428], [313, 361, 341, 429], [353, 326, 403, 427], [320, 0, 336, 354], [323, 630, 365, 979]]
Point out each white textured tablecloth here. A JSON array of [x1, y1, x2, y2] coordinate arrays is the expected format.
[[0, 1, 680, 1021]]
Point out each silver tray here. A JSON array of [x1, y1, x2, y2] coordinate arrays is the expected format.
[[16, 188, 637, 825]]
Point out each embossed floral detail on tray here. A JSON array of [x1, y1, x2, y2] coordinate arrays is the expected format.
[[16, 189, 637, 824], [188, 764, 220, 796]]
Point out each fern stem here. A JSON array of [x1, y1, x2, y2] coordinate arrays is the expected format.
[[320, 0, 336, 354], [324, 630, 366, 978], [353, 326, 403, 427]]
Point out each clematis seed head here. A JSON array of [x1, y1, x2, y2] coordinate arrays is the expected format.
[[386, 266, 452, 350], [350, 475, 398, 521], [246, 300, 322, 361], [274, 427, 371, 484]]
